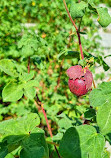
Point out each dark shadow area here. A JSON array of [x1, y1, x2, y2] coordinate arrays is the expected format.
[[106, 133, 111, 145]]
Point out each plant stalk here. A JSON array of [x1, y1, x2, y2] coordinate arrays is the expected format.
[[36, 94, 61, 158], [27, 58, 61, 158], [63, 0, 84, 60], [92, 79, 96, 88], [28, 57, 30, 73]]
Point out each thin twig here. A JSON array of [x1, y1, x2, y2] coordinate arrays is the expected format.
[[63, 0, 84, 60], [78, 18, 82, 32], [28, 57, 30, 73], [41, 105, 53, 137], [47, 141, 59, 147], [93, 79, 96, 88], [63, 0, 78, 31], [27, 57, 61, 158], [36, 94, 53, 137], [77, 31, 84, 60], [55, 146, 61, 158], [36, 94, 61, 158]]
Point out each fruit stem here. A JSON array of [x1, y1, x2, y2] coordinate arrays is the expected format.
[[93, 79, 96, 88], [63, 0, 84, 60]]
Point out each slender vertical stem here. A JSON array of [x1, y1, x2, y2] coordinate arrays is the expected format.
[[78, 18, 82, 32], [63, 0, 84, 60], [36, 94, 53, 137], [55, 146, 61, 158], [92, 79, 96, 88], [27, 58, 61, 157], [41, 104, 53, 137], [77, 32, 84, 60], [36, 94, 61, 158], [63, 0, 78, 31], [28, 57, 30, 73]]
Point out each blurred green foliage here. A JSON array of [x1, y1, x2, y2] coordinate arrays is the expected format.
[[0, 0, 110, 129], [0, 0, 111, 157]]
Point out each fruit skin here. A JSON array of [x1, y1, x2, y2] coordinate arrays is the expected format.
[[66, 65, 93, 96], [68, 78, 88, 96]]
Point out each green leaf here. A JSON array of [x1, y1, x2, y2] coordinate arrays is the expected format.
[[0, 113, 40, 137], [102, 150, 110, 158], [2, 78, 38, 102], [58, 117, 73, 130], [58, 51, 79, 60], [97, 7, 111, 27], [97, 100, 111, 135], [24, 87, 36, 100], [78, 58, 87, 67], [88, 1, 111, 27], [0, 114, 48, 158], [0, 146, 8, 158], [21, 45, 34, 57], [79, 31, 87, 35], [24, 80, 39, 88], [59, 125, 105, 158], [84, 108, 96, 120], [5, 153, 15, 158], [20, 128, 49, 158], [88, 0, 97, 12], [18, 33, 37, 57], [84, 52, 110, 71], [0, 59, 18, 77], [102, 61, 110, 71], [52, 133, 63, 141], [18, 33, 45, 58], [94, 56, 110, 71], [20, 147, 47, 158], [70, 1, 88, 19], [66, 0, 71, 5], [90, 82, 111, 107], [19, 71, 34, 82], [2, 77, 39, 102], [2, 81, 24, 102]]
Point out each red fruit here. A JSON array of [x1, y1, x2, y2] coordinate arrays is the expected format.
[[68, 78, 88, 96], [67, 65, 93, 96], [67, 65, 84, 80]]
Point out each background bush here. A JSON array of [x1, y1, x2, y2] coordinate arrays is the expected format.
[[0, 0, 111, 157]]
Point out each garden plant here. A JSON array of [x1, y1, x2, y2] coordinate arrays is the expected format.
[[0, 0, 111, 158]]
